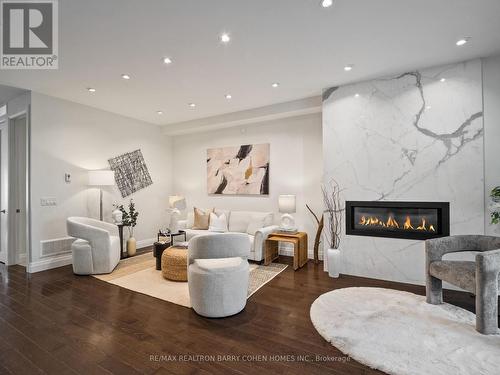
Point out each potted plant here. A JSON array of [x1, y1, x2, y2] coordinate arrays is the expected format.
[[118, 199, 139, 256], [490, 186, 500, 225], [322, 179, 344, 278]]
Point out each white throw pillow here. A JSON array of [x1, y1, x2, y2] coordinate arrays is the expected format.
[[209, 212, 228, 232], [246, 215, 266, 235]]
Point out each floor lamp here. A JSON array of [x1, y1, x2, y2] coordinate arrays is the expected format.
[[88, 170, 115, 221]]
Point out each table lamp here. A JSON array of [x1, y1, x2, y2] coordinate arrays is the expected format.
[[88, 170, 115, 221], [279, 194, 297, 233], [169, 195, 186, 233]]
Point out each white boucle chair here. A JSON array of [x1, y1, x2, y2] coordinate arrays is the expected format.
[[67, 217, 121, 275], [188, 233, 250, 318]]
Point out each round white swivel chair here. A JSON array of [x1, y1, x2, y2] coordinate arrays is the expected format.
[[188, 233, 251, 318], [67, 217, 121, 275]]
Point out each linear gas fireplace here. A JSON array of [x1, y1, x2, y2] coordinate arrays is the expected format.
[[346, 201, 450, 240]]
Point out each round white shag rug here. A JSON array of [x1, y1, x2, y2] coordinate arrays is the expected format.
[[310, 287, 500, 375]]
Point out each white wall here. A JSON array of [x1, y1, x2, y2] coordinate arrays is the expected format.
[[171, 113, 323, 258], [323, 59, 484, 285], [29, 93, 172, 272], [483, 54, 500, 235]]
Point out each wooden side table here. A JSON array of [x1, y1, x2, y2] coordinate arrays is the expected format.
[[265, 232, 308, 270]]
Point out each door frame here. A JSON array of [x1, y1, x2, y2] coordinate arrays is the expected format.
[[0, 114, 7, 264], [5, 107, 31, 266]]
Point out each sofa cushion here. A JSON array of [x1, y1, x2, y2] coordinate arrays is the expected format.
[[229, 211, 273, 233], [209, 212, 228, 232], [247, 215, 267, 235], [193, 207, 214, 230], [215, 209, 231, 222]]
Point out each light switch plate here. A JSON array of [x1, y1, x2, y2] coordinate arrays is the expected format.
[[40, 197, 57, 206]]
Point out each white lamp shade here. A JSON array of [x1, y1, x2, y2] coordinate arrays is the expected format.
[[88, 170, 115, 186], [169, 195, 186, 210], [279, 195, 296, 214]]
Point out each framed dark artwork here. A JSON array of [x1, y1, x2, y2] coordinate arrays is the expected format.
[[108, 149, 153, 198], [207, 143, 270, 195]]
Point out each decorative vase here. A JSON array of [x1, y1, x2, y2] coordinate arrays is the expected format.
[[112, 208, 123, 224], [127, 237, 137, 256], [327, 248, 341, 278]]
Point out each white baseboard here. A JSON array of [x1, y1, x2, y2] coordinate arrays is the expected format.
[[27, 237, 155, 274], [27, 253, 73, 273], [137, 237, 155, 249], [16, 253, 27, 266]]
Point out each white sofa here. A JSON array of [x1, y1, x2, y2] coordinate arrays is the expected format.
[[178, 209, 278, 262], [66, 217, 121, 275]]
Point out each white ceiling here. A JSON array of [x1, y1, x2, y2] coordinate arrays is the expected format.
[[0, 0, 499, 127]]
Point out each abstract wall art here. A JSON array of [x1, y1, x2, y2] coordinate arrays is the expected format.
[[108, 149, 153, 197], [207, 143, 270, 195]]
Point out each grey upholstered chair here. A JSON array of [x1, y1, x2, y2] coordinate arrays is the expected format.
[[425, 235, 500, 334], [188, 233, 250, 318], [67, 217, 121, 275]]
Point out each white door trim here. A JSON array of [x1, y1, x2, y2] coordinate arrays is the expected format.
[[7, 110, 30, 267], [0, 119, 8, 264]]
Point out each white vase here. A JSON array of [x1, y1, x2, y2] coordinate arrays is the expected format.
[[327, 248, 341, 278]]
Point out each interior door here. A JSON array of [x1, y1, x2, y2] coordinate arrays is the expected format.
[[0, 120, 8, 264], [11, 116, 27, 265]]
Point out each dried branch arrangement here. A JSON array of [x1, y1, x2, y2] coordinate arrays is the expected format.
[[306, 204, 324, 264], [322, 179, 344, 250]]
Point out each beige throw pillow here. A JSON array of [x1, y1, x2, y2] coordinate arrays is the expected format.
[[192, 207, 214, 230]]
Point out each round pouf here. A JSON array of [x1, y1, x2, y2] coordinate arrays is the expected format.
[[161, 247, 188, 281], [310, 287, 500, 375]]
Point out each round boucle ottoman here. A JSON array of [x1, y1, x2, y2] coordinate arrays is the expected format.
[[161, 247, 188, 281]]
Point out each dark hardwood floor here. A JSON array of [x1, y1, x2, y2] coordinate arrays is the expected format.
[[0, 255, 478, 375]]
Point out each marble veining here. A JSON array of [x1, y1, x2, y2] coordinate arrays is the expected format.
[[322, 59, 484, 284]]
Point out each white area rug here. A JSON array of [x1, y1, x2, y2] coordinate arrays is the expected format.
[[310, 287, 500, 375], [94, 253, 287, 308]]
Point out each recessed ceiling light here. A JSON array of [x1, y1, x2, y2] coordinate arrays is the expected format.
[[354, 93, 360, 98], [440, 78, 446, 82], [344, 65, 353, 71], [321, 0, 334, 8], [426, 105, 432, 110], [271, 82, 279, 88], [87, 87, 96, 93], [163, 57, 173, 64], [456, 38, 469, 46], [188, 103, 196, 108], [121, 74, 131, 80], [220, 33, 231, 43], [225, 94, 232, 99], [157, 111, 163, 115]]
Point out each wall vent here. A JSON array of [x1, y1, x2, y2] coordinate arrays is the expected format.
[[40, 237, 75, 258]]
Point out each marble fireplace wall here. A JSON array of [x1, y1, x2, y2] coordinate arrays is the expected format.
[[322, 59, 484, 285]]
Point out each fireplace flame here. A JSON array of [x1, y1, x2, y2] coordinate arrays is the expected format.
[[359, 215, 436, 232], [404, 216, 414, 230]]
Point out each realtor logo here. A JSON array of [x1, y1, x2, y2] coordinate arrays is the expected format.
[[1, 0, 58, 69]]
